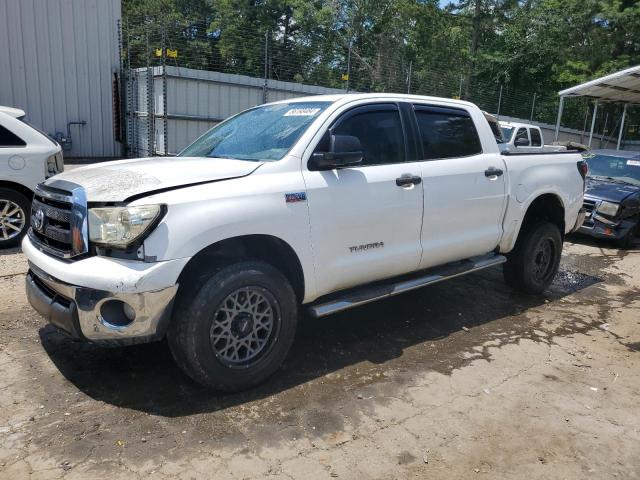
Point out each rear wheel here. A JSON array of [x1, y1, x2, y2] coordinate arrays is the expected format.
[[0, 188, 31, 249], [503, 221, 562, 294], [168, 261, 297, 391]]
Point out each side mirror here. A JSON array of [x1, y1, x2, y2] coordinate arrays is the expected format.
[[309, 134, 364, 171], [514, 137, 530, 147]]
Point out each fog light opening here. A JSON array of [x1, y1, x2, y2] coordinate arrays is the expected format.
[[100, 300, 136, 328]]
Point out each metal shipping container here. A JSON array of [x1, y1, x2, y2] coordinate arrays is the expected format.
[[0, 0, 122, 158]]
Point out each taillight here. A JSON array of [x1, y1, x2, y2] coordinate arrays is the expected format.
[[577, 160, 588, 191], [577, 160, 588, 179]]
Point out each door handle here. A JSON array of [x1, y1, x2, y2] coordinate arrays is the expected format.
[[485, 167, 504, 177], [396, 174, 422, 187]]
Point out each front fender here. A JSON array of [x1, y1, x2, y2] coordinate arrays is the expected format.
[[138, 170, 318, 301]]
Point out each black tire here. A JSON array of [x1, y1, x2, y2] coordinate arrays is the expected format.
[[503, 221, 562, 294], [168, 261, 297, 391], [0, 188, 31, 249]]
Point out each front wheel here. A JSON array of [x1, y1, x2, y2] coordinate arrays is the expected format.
[[168, 261, 297, 391], [503, 221, 562, 294], [0, 188, 31, 249]]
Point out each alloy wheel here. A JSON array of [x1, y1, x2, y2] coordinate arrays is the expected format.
[[0, 200, 26, 241], [209, 286, 280, 367]]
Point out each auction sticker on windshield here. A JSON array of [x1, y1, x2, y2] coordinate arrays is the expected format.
[[627, 160, 640, 166], [284, 108, 321, 116]]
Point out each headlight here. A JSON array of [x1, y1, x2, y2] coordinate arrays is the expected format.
[[88, 205, 162, 248], [596, 201, 619, 217], [45, 155, 58, 178]]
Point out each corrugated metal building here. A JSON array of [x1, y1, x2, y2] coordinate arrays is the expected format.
[[0, 0, 122, 158]]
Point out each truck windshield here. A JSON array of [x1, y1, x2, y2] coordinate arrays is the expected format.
[[501, 127, 514, 142], [586, 153, 640, 186], [179, 101, 331, 161]]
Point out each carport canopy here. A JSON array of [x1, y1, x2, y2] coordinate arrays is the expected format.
[[554, 64, 640, 149]]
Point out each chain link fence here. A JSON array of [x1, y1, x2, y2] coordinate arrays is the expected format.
[[118, 15, 606, 157]]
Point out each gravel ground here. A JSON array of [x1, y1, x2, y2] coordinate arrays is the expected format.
[[0, 237, 638, 479]]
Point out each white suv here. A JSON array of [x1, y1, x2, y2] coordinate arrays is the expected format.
[[0, 106, 63, 247]]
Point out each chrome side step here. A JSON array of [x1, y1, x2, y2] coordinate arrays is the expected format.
[[308, 253, 506, 318]]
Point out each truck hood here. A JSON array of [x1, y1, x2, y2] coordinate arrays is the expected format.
[[47, 157, 263, 202], [585, 177, 640, 204]]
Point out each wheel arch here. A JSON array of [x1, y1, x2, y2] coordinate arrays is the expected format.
[[177, 234, 306, 303], [515, 193, 565, 245], [501, 191, 566, 253], [0, 180, 34, 201]]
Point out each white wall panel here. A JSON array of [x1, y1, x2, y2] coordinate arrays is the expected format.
[[0, 0, 121, 158]]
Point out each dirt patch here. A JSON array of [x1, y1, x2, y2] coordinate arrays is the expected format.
[[0, 240, 639, 479]]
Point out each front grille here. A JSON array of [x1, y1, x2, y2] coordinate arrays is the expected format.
[[30, 182, 88, 259]]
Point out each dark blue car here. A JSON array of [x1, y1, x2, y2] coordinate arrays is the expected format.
[[579, 149, 640, 248]]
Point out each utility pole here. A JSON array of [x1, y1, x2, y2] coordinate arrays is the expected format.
[[529, 93, 536, 121], [263, 31, 269, 104], [345, 40, 352, 93]]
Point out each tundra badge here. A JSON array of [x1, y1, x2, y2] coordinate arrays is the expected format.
[[285, 192, 307, 203]]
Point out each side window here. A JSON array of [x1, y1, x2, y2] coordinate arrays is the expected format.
[[332, 108, 405, 166], [414, 107, 482, 160], [515, 128, 529, 143], [530, 128, 542, 147], [0, 125, 26, 147]]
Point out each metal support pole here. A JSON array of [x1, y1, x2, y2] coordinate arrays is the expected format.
[[617, 103, 628, 150], [529, 92, 537, 121], [588, 100, 599, 147], [600, 111, 609, 149], [580, 102, 589, 144], [161, 29, 168, 156], [262, 31, 269, 104], [407, 61, 412, 94], [496, 84, 503, 119], [554, 96, 564, 141], [458, 75, 463, 99], [145, 23, 154, 157]]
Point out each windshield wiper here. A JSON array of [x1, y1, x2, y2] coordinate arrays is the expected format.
[[207, 155, 262, 162]]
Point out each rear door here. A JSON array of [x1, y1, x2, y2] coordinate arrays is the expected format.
[[303, 103, 424, 296], [529, 127, 543, 147], [411, 104, 507, 269]]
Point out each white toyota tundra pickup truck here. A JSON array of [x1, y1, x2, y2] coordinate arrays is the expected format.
[[24, 94, 586, 391]]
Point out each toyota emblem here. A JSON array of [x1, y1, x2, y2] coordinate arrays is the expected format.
[[32, 208, 45, 232]]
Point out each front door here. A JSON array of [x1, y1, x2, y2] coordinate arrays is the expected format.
[[303, 104, 424, 297]]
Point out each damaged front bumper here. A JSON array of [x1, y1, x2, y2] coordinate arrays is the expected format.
[[23, 235, 188, 344], [577, 211, 636, 241]]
